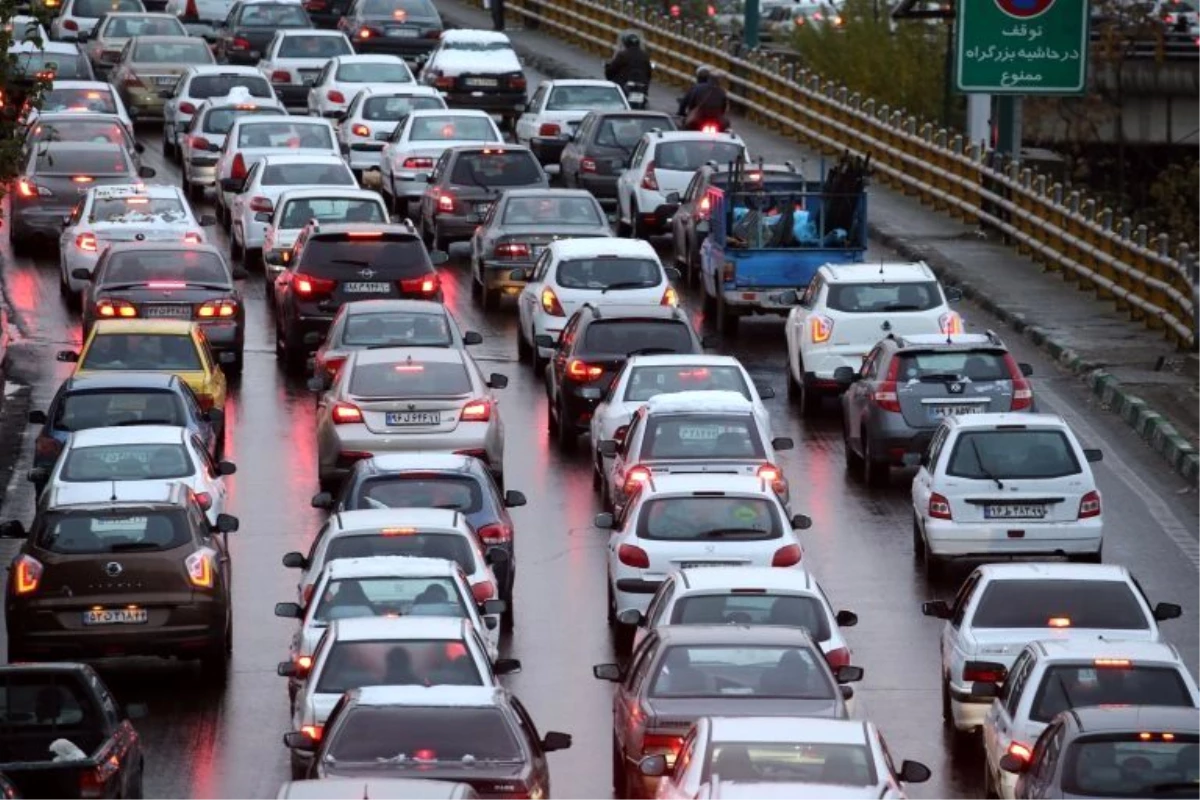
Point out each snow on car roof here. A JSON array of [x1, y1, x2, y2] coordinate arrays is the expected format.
[[352, 685, 502, 708], [440, 29, 512, 44], [332, 507, 464, 534], [677, 565, 817, 592], [645, 390, 754, 414]]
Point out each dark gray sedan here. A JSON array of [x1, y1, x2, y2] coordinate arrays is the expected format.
[[559, 110, 677, 202], [468, 188, 613, 310]]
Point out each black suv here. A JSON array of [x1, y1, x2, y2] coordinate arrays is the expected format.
[[272, 221, 448, 373], [536, 304, 706, 452]]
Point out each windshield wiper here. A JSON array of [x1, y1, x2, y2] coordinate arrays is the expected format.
[[970, 438, 1004, 490], [601, 281, 655, 293], [698, 528, 767, 538]]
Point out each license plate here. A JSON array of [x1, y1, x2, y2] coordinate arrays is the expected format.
[[984, 504, 1047, 520], [342, 282, 391, 293], [464, 77, 497, 88], [385, 411, 440, 426], [627, 92, 645, 103], [83, 608, 148, 625], [386, 27, 418, 37], [144, 304, 192, 318], [679, 561, 741, 569], [154, 76, 177, 86], [931, 404, 985, 418], [476, 202, 492, 214], [300, 72, 319, 85]]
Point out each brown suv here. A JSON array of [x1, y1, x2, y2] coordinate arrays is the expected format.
[[0, 481, 238, 683]]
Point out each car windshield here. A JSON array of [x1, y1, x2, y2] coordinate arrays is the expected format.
[[825, 281, 942, 312], [360, 0, 437, 15], [1031, 665, 1195, 723], [341, 312, 453, 347], [236, 122, 333, 149], [671, 593, 830, 641], [313, 576, 468, 623], [12, 52, 89, 79], [594, 115, 674, 148], [638, 496, 780, 542], [102, 250, 229, 285], [103, 16, 184, 36], [625, 365, 750, 402], [35, 148, 129, 175], [555, 257, 660, 290], [971, 580, 1150, 630], [1063, 735, 1200, 798], [642, 414, 764, 460], [704, 742, 878, 786], [336, 62, 412, 83], [76, 0, 142, 14], [946, 430, 1081, 480], [501, 196, 602, 226], [277, 35, 352, 58], [349, 361, 471, 398], [35, 510, 191, 553], [41, 88, 117, 114], [546, 84, 626, 111], [238, 4, 309, 25], [27, 120, 130, 147], [352, 475, 483, 513], [449, 151, 541, 186], [362, 95, 444, 120], [55, 390, 186, 430], [89, 196, 188, 224], [583, 320, 694, 354], [61, 443, 194, 481], [0, 676, 99, 734], [132, 39, 212, 63], [649, 645, 833, 699], [896, 350, 1010, 382], [280, 198, 385, 229], [189, 75, 273, 98], [261, 162, 354, 186], [654, 141, 744, 172], [81, 334, 203, 372], [328, 706, 522, 763], [326, 533, 474, 573], [408, 116, 496, 142], [315, 639, 483, 694]]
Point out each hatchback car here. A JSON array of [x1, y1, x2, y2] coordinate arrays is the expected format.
[[50, 0, 145, 41], [416, 30, 526, 130], [335, 0, 443, 60], [514, 79, 630, 165], [110, 35, 217, 121], [80, 12, 186, 76], [161, 65, 277, 159], [262, 188, 389, 280], [305, 54, 414, 118], [559, 110, 677, 201]]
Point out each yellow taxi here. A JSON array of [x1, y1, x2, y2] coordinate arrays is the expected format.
[[57, 319, 229, 412]]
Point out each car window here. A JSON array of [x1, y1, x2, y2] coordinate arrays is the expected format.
[[704, 741, 877, 786], [237, 122, 333, 149], [950, 570, 980, 628], [239, 3, 308, 25], [947, 429, 1081, 480], [1063, 733, 1200, 796], [41, 87, 117, 115], [54, 390, 185, 431], [654, 141, 744, 172], [825, 281, 942, 313], [13, 51, 91, 79], [203, 106, 284, 134], [1028, 722, 1063, 784], [75, 0, 142, 15], [277, 35, 352, 58], [449, 150, 541, 186], [624, 366, 750, 403], [554, 257, 660, 290], [340, 310, 452, 347], [502, 196, 602, 226], [82, 333, 203, 372], [0, 675, 99, 731], [362, 94, 444, 120], [313, 576, 469, 623], [336, 62, 411, 83], [325, 532, 474, 573], [1030, 665, 1195, 723], [637, 496, 781, 542], [670, 592, 830, 641], [104, 15, 185, 36], [546, 84, 626, 111], [328, 706, 520, 762], [297, 235, 430, 278], [316, 639, 481, 694], [101, 249, 230, 285], [280, 197, 386, 228], [261, 162, 354, 186], [61, 443, 194, 481], [189, 74, 272, 98], [349, 361, 470, 397], [351, 475, 482, 514], [582, 320, 693, 355], [89, 196, 188, 225], [649, 645, 833, 699], [641, 414, 764, 460], [897, 349, 1010, 382], [132, 39, 212, 63], [971, 580, 1150, 630], [27, 119, 130, 147], [34, 509, 192, 553], [645, 577, 674, 629], [1000, 650, 1034, 717], [36, 147, 130, 176]]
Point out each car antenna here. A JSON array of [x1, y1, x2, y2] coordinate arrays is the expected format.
[[362, 784, 369, 800], [110, 480, 118, 502]]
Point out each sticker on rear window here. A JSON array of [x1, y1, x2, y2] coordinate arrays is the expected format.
[[91, 517, 148, 531], [678, 425, 735, 441]]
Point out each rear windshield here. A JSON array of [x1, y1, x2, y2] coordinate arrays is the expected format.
[[896, 350, 1010, 382], [637, 496, 780, 542], [313, 576, 468, 623], [41, 88, 117, 114], [103, 15, 184, 37], [582, 320, 694, 355], [238, 3, 310, 25], [625, 365, 750, 402], [326, 532, 474, 573], [546, 84, 626, 111], [132, 39, 212, 63], [650, 645, 833, 699], [36, 148, 129, 175], [642, 414, 764, 460], [555, 258, 660, 290], [449, 151, 541, 187], [280, 198, 385, 229], [189, 75, 273, 98], [351, 475, 483, 514], [409, 116, 497, 142], [13, 52, 90, 79], [261, 162, 354, 186], [298, 237, 430, 278], [362, 95, 444, 121], [330, 707, 521, 762], [654, 141, 744, 172], [102, 250, 229, 286], [61, 443, 193, 481], [89, 196, 188, 224], [444, 39, 513, 52], [1031, 666, 1195, 723], [704, 742, 877, 787], [594, 115, 675, 147], [1064, 735, 1200, 798], [236, 122, 334, 149], [360, 0, 437, 15], [55, 390, 186, 430], [35, 510, 191, 553], [277, 35, 352, 58], [336, 62, 412, 83], [27, 120, 130, 147], [203, 106, 283, 134], [671, 593, 830, 641], [972, 580, 1149, 630], [76, 0, 143, 15], [341, 311, 453, 348], [947, 430, 1080, 480], [81, 334, 202, 372], [349, 361, 471, 397], [0, 676, 101, 746], [825, 281, 942, 313], [315, 639, 482, 694], [502, 195, 602, 225]]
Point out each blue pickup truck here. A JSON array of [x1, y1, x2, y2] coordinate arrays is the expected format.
[[698, 156, 869, 333]]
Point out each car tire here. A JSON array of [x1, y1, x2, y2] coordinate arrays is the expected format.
[[912, 514, 925, 562], [163, 128, 177, 161], [516, 327, 532, 363], [941, 674, 954, 725], [716, 289, 739, 335], [1068, 547, 1103, 564], [501, 597, 515, 631], [531, 339, 547, 375], [289, 752, 309, 781], [862, 437, 887, 487], [555, 399, 576, 453], [843, 419, 863, 471]]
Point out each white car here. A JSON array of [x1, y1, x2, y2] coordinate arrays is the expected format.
[[335, 86, 445, 174], [284, 616, 519, 779], [921, 562, 1184, 735], [59, 184, 216, 297], [5, 15, 48, 42], [416, 29, 526, 130], [514, 78, 628, 166], [36, 425, 235, 525], [30, 80, 133, 130], [305, 54, 414, 118], [262, 187, 388, 281], [600, 390, 794, 517], [516, 238, 679, 371], [379, 108, 502, 217], [647, 717, 931, 799], [50, 0, 145, 41], [161, 65, 276, 160], [911, 412, 1104, 573], [783, 261, 964, 414], [257, 29, 354, 112], [213, 114, 339, 225], [980, 638, 1199, 800], [280, 507, 505, 608], [179, 89, 287, 202], [599, 472, 810, 648], [616, 129, 747, 239], [228, 153, 357, 265]]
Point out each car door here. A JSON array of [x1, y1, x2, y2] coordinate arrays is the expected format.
[[518, 249, 552, 340], [985, 651, 1035, 782], [845, 345, 882, 451], [515, 84, 547, 145], [548, 311, 581, 402], [192, 433, 229, 515], [912, 422, 948, 523], [941, 568, 981, 684]]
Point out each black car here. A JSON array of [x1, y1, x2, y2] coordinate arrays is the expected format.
[[417, 31, 526, 130], [212, 1, 313, 65], [336, 0, 442, 61], [286, 685, 572, 795], [537, 303, 706, 452], [22, 113, 143, 164], [559, 110, 677, 201], [4, 45, 97, 113], [310, 452, 526, 628], [272, 221, 448, 373]]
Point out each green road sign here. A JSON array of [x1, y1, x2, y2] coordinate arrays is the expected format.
[[955, 0, 1090, 94]]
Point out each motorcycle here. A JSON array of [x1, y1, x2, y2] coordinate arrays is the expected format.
[[623, 81, 649, 110]]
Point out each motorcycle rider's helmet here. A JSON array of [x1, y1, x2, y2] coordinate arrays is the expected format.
[[622, 32, 641, 47], [695, 64, 710, 80]]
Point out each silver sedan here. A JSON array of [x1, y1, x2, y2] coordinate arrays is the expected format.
[[313, 346, 508, 491]]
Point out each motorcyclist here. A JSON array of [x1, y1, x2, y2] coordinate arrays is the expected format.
[[683, 68, 730, 131], [605, 31, 652, 87], [677, 64, 711, 117]]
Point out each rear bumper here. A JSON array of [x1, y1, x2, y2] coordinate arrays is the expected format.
[[442, 91, 525, 115], [924, 517, 1103, 557], [8, 600, 227, 659], [579, 173, 619, 199], [125, 91, 167, 119], [197, 319, 243, 351], [560, 386, 606, 432]]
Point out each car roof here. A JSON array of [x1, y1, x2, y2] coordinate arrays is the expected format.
[[331, 507, 464, 532], [350, 685, 503, 708], [352, 347, 466, 367], [894, 333, 1002, 348], [1069, 705, 1200, 734], [68, 424, 186, 447], [544, 78, 620, 88], [63, 373, 179, 391], [676, 566, 817, 593], [276, 778, 472, 800], [1027, 638, 1182, 663], [356, 86, 441, 98], [974, 562, 1132, 582], [818, 261, 935, 283], [944, 412, 1069, 431], [183, 64, 264, 76], [709, 717, 869, 745], [360, 452, 482, 474], [322, 556, 460, 581], [500, 187, 595, 201], [440, 30, 510, 44], [48, 480, 186, 509], [625, 354, 743, 368], [407, 108, 494, 119], [276, 188, 384, 204], [307, 222, 416, 237], [655, 624, 818, 646], [579, 303, 685, 320], [641, 473, 776, 497], [11, 41, 79, 53], [645, 390, 753, 414], [329, 616, 467, 642], [342, 299, 448, 316], [548, 238, 655, 260], [257, 153, 347, 166], [91, 319, 197, 335], [645, 130, 745, 144], [235, 114, 328, 127]]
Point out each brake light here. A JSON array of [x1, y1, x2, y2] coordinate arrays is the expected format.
[[300, 724, 323, 741], [79, 768, 104, 799], [471, 580, 496, 603], [824, 646, 851, 669], [190, 136, 213, 152], [641, 161, 658, 190], [271, 70, 292, 83], [399, 274, 439, 294], [623, 465, 651, 494], [293, 273, 335, 298], [700, 123, 719, 134], [540, 287, 565, 316], [63, 18, 78, 30], [618, 544, 650, 568], [35, 436, 62, 461], [197, 300, 237, 318], [1007, 741, 1033, 763], [179, 101, 196, 114], [1094, 658, 1132, 668], [96, 299, 137, 318], [327, 89, 346, 104], [72, 176, 93, 184], [249, 196, 273, 214], [810, 314, 833, 343], [928, 492, 952, 519], [461, 399, 491, 422], [963, 662, 1006, 682], [296, 654, 313, 672], [331, 402, 363, 424], [437, 192, 456, 213], [580, 157, 597, 173], [771, 543, 802, 567], [12, 555, 42, 595], [1078, 490, 1101, 519], [538, 122, 561, 137], [476, 523, 512, 545], [434, 74, 455, 90], [567, 359, 604, 381], [193, 492, 212, 511], [357, 27, 378, 39], [76, 232, 98, 252], [351, 123, 370, 137], [643, 733, 684, 761], [320, 355, 346, 378], [757, 464, 781, 482], [185, 550, 215, 589], [17, 179, 48, 198], [939, 311, 963, 335], [230, 153, 247, 181], [508, 74, 526, 90], [403, 157, 434, 169], [669, 4, 681, 16], [873, 357, 901, 412], [661, 286, 678, 306], [381, 527, 416, 536], [1003, 354, 1033, 411], [147, 281, 186, 289], [495, 242, 530, 258]]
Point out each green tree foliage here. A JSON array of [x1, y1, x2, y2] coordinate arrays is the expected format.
[[0, 0, 53, 217]]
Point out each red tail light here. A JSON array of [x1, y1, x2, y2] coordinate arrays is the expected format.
[[35, 436, 62, 462], [12, 555, 42, 595], [580, 157, 597, 173], [63, 18, 79, 30], [331, 402, 363, 424], [669, 4, 681, 16], [293, 273, 335, 299], [185, 550, 215, 589], [660, 286, 678, 306], [76, 232, 98, 252], [399, 274, 439, 295], [271, 70, 292, 83], [179, 101, 196, 114], [928, 492, 952, 520], [434, 74, 455, 90], [507, 74, 526, 90], [476, 523, 512, 545], [1004, 354, 1034, 411], [351, 123, 370, 137], [872, 357, 901, 412], [183, 231, 203, 244], [327, 89, 346, 104], [824, 646, 851, 669], [540, 287, 565, 316], [230, 36, 251, 50], [230, 153, 248, 181], [78, 767, 104, 799], [96, 299, 137, 318], [757, 464, 781, 482], [461, 399, 491, 422], [618, 543, 650, 568], [357, 27, 380, 39], [123, 76, 145, 89], [567, 359, 603, 381], [190, 136, 213, 152], [623, 465, 651, 494], [197, 300, 237, 318], [300, 724, 323, 741], [538, 122, 561, 136], [16, 178, 45, 198], [641, 160, 658, 190], [471, 580, 497, 603], [403, 157, 434, 168], [963, 662, 1006, 682], [195, 393, 215, 411], [1007, 741, 1033, 763], [424, 29, 442, 39], [436, 192, 456, 213], [249, 196, 274, 213], [495, 242, 530, 258], [320, 355, 346, 378], [771, 543, 802, 567], [1078, 490, 1101, 519]]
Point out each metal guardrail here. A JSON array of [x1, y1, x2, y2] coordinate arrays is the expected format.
[[508, 0, 1200, 348]]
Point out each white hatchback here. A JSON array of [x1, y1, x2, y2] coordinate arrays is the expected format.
[[514, 78, 628, 166], [335, 86, 445, 174], [306, 54, 414, 118]]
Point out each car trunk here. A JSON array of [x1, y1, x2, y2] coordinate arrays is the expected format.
[[651, 168, 695, 196], [946, 475, 1087, 525], [100, 285, 231, 321], [496, 226, 608, 261], [369, 16, 440, 39], [233, 28, 280, 52], [36, 173, 133, 204], [641, 459, 762, 478], [133, 63, 191, 92], [897, 375, 1012, 428], [353, 393, 471, 435], [645, 696, 840, 731]]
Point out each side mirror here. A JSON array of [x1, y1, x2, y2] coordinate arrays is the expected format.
[[481, 598, 506, 616], [488, 373, 508, 389], [771, 436, 794, 451], [503, 490, 526, 508], [944, 286, 964, 302], [27, 410, 47, 425], [485, 546, 510, 565], [594, 512, 614, 530], [0, 521, 28, 539], [204, 408, 224, 425], [137, 166, 156, 179], [199, 214, 218, 227], [533, 334, 556, 349], [57, 350, 80, 363], [217, 461, 237, 476], [791, 514, 812, 530], [1019, 362, 1033, 377], [597, 440, 618, 457], [274, 602, 303, 619], [494, 658, 522, 675], [282, 731, 317, 752], [663, 192, 680, 204], [1084, 448, 1103, 463], [898, 760, 932, 784], [835, 665, 864, 684], [311, 492, 333, 509], [215, 513, 239, 533], [970, 681, 1000, 699], [219, 177, 244, 194], [638, 754, 667, 777], [833, 366, 858, 387], [592, 663, 622, 682], [999, 753, 1029, 774], [429, 251, 449, 265], [664, 267, 682, 283], [303, 332, 323, 345], [921, 599, 952, 619], [282, 551, 308, 569], [306, 376, 329, 393], [756, 384, 775, 399], [26, 467, 49, 484], [776, 289, 799, 306], [254, 211, 272, 223], [1153, 601, 1183, 621], [463, 331, 483, 346], [123, 702, 147, 720], [541, 731, 573, 753], [616, 608, 643, 627], [835, 609, 858, 627]]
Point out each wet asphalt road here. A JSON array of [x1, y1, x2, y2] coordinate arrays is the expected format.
[[0, 73, 1197, 800]]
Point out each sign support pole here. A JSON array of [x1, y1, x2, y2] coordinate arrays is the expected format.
[[995, 95, 1023, 156], [744, 0, 760, 49]]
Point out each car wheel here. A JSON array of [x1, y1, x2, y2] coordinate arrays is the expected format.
[[629, 201, 644, 240], [516, 327, 532, 363], [912, 514, 925, 562], [797, 369, 821, 418], [199, 638, 229, 686], [531, 341, 547, 375], [941, 674, 953, 724], [716, 289, 739, 335], [555, 400, 576, 452], [862, 437, 887, 487]]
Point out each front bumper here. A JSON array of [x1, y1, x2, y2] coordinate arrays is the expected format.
[[924, 517, 1103, 557]]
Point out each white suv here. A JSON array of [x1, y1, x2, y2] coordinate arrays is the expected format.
[[911, 412, 1104, 575], [783, 261, 964, 415], [920, 562, 1184, 735]]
